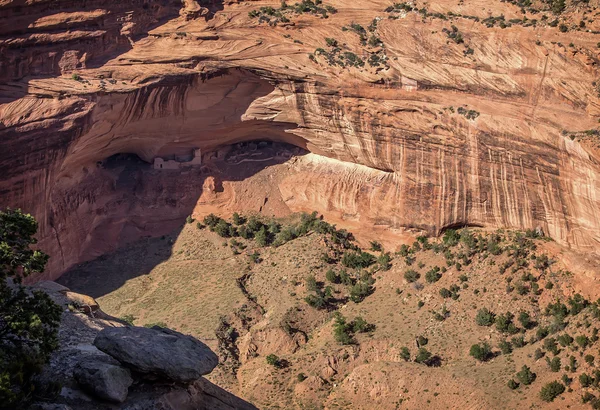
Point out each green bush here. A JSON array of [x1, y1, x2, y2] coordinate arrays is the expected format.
[[400, 347, 410, 361], [414, 348, 433, 364], [499, 339, 513, 354], [342, 251, 375, 269], [575, 334, 589, 348], [332, 313, 354, 345], [349, 281, 373, 303], [547, 356, 561, 372], [507, 379, 519, 390], [266, 354, 283, 368], [0, 209, 62, 407], [580, 373, 593, 388], [425, 266, 441, 283], [325, 269, 340, 284], [518, 311, 534, 329], [305, 275, 318, 291], [404, 269, 420, 283], [557, 333, 573, 347], [516, 365, 536, 385], [543, 337, 559, 355], [475, 308, 495, 326], [539, 381, 565, 402], [469, 342, 493, 362]]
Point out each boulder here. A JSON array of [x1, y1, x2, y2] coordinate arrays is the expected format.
[[93, 326, 218, 382], [73, 356, 133, 403]]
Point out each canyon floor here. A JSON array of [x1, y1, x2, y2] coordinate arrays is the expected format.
[[59, 210, 600, 409]]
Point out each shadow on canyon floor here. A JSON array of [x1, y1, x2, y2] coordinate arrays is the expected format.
[[57, 142, 306, 300]]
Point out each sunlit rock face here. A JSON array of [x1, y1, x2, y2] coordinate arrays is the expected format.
[[1, 0, 600, 279]]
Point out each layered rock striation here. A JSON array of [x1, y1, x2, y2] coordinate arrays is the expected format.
[[1, 0, 600, 279]]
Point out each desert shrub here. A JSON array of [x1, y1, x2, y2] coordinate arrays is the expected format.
[[534, 348, 545, 360], [417, 335, 428, 346], [332, 313, 354, 344], [266, 354, 284, 368], [518, 311, 534, 329], [569, 355, 577, 372], [0, 209, 62, 407], [342, 251, 375, 269], [511, 335, 525, 348], [378, 252, 392, 270], [120, 314, 136, 325], [443, 229, 460, 246], [214, 219, 233, 238], [516, 365, 536, 385], [469, 342, 493, 362], [547, 356, 561, 372], [404, 269, 420, 283], [475, 308, 495, 326], [352, 316, 371, 333], [425, 266, 441, 283], [539, 381, 565, 402], [400, 347, 410, 361], [507, 379, 519, 389], [349, 281, 373, 303], [568, 294, 589, 315], [339, 269, 353, 286], [580, 373, 594, 388], [544, 337, 559, 355], [536, 326, 549, 341], [232, 212, 245, 225], [325, 269, 340, 284], [186, 215, 194, 224], [585, 354, 595, 365], [304, 293, 326, 309], [557, 333, 573, 347], [255, 226, 270, 246], [273, 227, 296, 246], [415, 348, 433, 364], [575, 335, 589, 348], [499, 339, 513, 354], [495, 312, 517, 334], [370, 241, 382, 251], [439, 288, 452, 298], [305, 275, 318, 291], [203, 213, 221, 228]]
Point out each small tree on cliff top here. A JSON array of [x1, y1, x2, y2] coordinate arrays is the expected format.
[[0, 209, 62, 407]]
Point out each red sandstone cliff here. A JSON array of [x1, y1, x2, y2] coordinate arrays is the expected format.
[[1, 0, 600, 279]]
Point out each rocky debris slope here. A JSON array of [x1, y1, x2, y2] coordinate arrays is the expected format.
[[30, 281, 256, 410], [1, 0, 600, 279]]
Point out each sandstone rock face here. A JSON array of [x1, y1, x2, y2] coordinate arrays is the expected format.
[[94, 326, 219, 382], [1, 0, 600, 279], [73, 356, 133, 403]]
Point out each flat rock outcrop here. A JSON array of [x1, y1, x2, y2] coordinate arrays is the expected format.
[[1, 0, 600, 279], [94, 326, 219, 382]]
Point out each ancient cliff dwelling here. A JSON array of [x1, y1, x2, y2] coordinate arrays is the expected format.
[[1, 0, 600, 409]]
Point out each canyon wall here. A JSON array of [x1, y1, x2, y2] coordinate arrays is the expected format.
[[1, 0, 600, 279]]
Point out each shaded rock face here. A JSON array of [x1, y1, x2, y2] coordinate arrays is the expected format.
[[34, 282, 255, 410], [73, 356, 133, 403], [94, 326, 219, 382], [1, 0, 600, 279]]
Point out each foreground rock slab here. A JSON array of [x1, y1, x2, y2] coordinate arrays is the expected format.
[[73, 355, 133, 403], [94, 326, 218, 382]]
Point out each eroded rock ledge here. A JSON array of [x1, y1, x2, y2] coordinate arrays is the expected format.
[[1, 0, 600, 279]]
